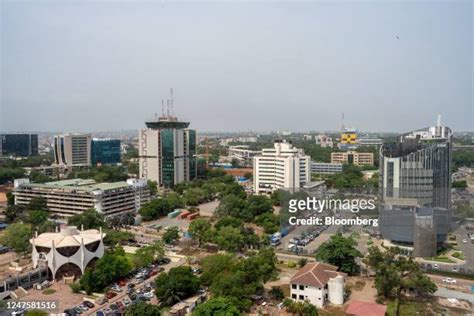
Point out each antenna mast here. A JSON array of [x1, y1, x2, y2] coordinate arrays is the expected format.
[[170, 88, 174, 117]]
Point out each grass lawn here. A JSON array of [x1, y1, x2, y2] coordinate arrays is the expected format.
[[424, 256, 455, 263], [452, 251, 466, 260], [42, 288, 56, 295]]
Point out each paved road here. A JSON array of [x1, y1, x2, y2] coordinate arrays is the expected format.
[[435, 287, 474, 303], [85, 257, 185, 315]]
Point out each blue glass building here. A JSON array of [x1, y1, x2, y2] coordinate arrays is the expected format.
[[91, 139, 121, 165]]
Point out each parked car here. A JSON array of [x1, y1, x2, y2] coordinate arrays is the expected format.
[[462, 239, 468, 243], [106, 292, 117, 300], [123, 297, 131, 306], [442, 277, 457, 284], [83, 301, 95, 308], [433, 264, 439, 269], [96, 311, 105, 316], [156, 257, 171, 265]]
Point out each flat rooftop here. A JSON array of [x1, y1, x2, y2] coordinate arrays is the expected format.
[[18, 179, 130, 192]]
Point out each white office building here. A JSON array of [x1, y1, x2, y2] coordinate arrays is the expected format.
[[53, 133, 92, 167], [253, 140, 310, 194], [311, 162, 343, 174], [228, 145, 260, 166], [290, 262, 346, 308]]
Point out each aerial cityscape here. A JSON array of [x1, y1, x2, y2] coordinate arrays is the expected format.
[[0, 1, 473, 316]]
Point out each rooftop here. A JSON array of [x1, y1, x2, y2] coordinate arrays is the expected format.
[[290, 262, 346, 288], [18, 179, 130, 192], [31, 226, 104, 248]]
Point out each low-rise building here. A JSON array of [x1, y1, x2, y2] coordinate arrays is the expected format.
[[289, 262, 346, 308], [30, 226, 105, 279], [315, 134, 334, 148], [311, 162, 343, 174], [228, 145, 260, 166], [13, 178, 150, 218], [331, 151, 374, 166], [357, 138, 383, 147]]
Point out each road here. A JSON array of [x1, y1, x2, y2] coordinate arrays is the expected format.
[[435, 287, 474, 303], [85, 257, 185, 315]]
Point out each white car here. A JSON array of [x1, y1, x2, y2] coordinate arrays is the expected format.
[[433, 264, 439, 269], [442, 277, 457, 284], [462, 239, 468, 244]]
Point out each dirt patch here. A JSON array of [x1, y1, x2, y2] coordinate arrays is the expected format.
[[346, 276, 377, 303]]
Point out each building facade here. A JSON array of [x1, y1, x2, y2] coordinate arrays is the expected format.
[[290, 262, 345, 308], [228, 145, 260, 167], [30, 226, 105, 279], [379, 122, 452, 209], [315, 134, 334, 148], [357, 138, 383, 147], [253, 140, 310, 194], [139, 116, 196, 187], [91, 138, 121, 165], [13, 178, 150, 218], [331, 151, 374, 166], [340, 128, 357, 145], [311, 162, 343, 174], [54, 133, 92, 167], [0, 134, 38, 157]]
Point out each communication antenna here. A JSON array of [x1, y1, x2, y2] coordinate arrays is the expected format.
[[170, 88, 174, 117], [341, 112, 345, 132], [161, 100, 165, 117], [437, 114, 441, 127], [166, 100, 170, 117]]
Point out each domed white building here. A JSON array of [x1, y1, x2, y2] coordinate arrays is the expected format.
[[30, 226, 106, 279]]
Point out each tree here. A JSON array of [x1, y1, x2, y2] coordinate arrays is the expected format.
[[5, 204, 25, 223], [104, 230, 135, 246], [315, 234, 361, 274], [68, 209, 106, 230], [453, 180, 468, 189], [155, 266, 200, 306], [298, 258, 308, 268], [0, 223, 32, 255], [364, 246, 437, 312], [215, 194, 250, 220], [183, 188, 205, 206], [125, 301, 161, 316], [192, 297, 241, 315], [139, 198, 173, 221], [166, 192, 184, 209], [200, 254, 235, 286], [215, 226, 245, 252], [269, 286, 284, 300], [282, 298, 318, 315], [6, 192, 14, 206], [247, 195, 273, 218], [188, 218, 212, 247], [26, 197, 48, 211], [25, 210, 49, 228], [162, 226, 180, 244], [133, 241, 164, 268], [147, 180, 158, 196]]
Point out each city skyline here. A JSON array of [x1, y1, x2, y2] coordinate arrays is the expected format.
[[1, 1, 472, 133]]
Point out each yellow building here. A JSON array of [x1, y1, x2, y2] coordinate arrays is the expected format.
[[340, 130, 357, 144]]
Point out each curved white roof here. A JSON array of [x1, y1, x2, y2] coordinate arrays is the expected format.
[[30, 226, 104, 248]]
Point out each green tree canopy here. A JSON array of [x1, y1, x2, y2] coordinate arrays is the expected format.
[[0, 223, 32, 255], [192, 297, 241, 316], [188, 218, 212, 247], [125, 301, 161, 316], [315, 234, 361, 274], [154, 266, 201, 306], [162, 226, 180, 244], [68, 209, 106, 230]]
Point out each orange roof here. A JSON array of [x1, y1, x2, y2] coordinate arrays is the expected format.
[[290, 262, 346, 288], [223, 168, 253, 177], [0, 193, 6, 203], [346, 301, 387, 316]]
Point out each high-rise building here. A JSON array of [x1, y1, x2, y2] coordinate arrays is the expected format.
[[379, 120, 452, 209], [91, 138, 121, 165], [331, 151, 374, 166], [253, 140, 310, 194], [139, 115, 196, 187], [54, 133, 92, 167], [0, 134, 38, 157]]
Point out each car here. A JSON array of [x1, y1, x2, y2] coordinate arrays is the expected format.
[[462, 239, 468, 243], [110, 303, 119, 311], [433, 264, 439, 269], [289, 238, 299, 244], [443, 277, 457, 284], [64, 309, 76, 316], [127, 283, 135, 289], [73, 307, 83, 314], [103, 307, 112, 315], [96, 311, 105, 316], [135, 277, 144, 284], [116, 301, 125, 311], [96, 296, 108, 305], [144, 291, 154, 299], [452, 266, 459, 272], [118, 278, 127, 286], [192, 267, 202, 274], [11, 309, 26, 316], [156, 257, 171, 265], [83, 301, 95, 308], [123, 298, 131, 306], [111, 284, 122, 292], [106, 291, 117, 299], [78, 304, 89, 311]]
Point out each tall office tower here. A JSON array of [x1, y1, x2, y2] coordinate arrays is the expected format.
[[0, 134, 38, 157], [379, 119, 452, 209], [253, 140, 310, 194], [91, 138, 121, 165], [139, 115, 196, 187], [54, 133, 92, 167]]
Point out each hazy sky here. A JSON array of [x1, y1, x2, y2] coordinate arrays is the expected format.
[[1, 0, 472, 133]]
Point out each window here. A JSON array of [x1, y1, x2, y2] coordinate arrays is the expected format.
[[292, 284, 297, 289], [292, 294, 297, 299], [299, 285, 304, 290], [299, 295, 304, 300]]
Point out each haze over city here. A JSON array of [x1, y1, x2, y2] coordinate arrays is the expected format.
[[1, 1, 472, 133]]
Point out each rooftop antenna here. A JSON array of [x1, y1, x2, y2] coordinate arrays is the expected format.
[[166, 100, 170, 117], [437, 114, 441, 127], [170, 88, 174, 117], [161, 99, 165, 117]]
